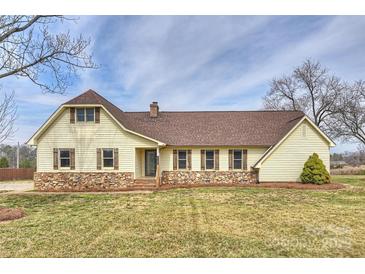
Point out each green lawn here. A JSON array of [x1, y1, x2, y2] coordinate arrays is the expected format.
[[0, 175, 364, 258]]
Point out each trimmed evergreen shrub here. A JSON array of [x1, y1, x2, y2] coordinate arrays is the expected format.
[[300, 153, 330, 185]]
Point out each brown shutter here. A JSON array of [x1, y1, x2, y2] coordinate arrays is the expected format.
[[70, 108, 75, 123], [214, 150, 219, 170], [201, 150, 205, 170], [97, 148, 102, 170], [53, 148, 58, 170], [187, 150, 192, 170], [228, 149, 233, 170], [242, 149, 248, 170], [70, 148, 75, 170], [95, 107, 100, 123], [173, 150, 177, 170], [114, 148, 119, 170]]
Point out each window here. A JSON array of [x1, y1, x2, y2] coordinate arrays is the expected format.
[[206, 150, 214, 170], [60, 149, 70, 168], [178, 150, 187, 169], [103, 148, 114, 168], [76, 108, 95, 122], [233, 150, 242, 169], [86, 108, 95, 122], [76, 108, 85, 122]]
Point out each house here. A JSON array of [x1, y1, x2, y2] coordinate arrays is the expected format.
[[27, 89, 335, 191]]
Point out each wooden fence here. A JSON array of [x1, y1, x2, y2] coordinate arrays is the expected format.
[[0, 168, 35, 181]]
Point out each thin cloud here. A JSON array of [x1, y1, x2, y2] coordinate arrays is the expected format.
[[2, 16, 365, 153]]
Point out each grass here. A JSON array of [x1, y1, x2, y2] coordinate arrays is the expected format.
[[0, 175, 364, 257]]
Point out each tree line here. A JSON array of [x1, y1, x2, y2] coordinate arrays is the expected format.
[[0, 144, 36, 168]]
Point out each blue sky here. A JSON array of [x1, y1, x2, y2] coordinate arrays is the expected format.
[[2, 16, 365, 152]]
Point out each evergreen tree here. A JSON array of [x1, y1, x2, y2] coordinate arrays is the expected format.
[[300, 153, 330, 184]]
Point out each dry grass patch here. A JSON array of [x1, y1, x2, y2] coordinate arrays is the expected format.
[[0, 207, 25, 222]]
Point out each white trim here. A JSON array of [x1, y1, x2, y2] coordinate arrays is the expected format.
[[59, 148, 71, 169], [26, 104, 166, 146], [233, 149, 243, 170], [102, 148, 114, 169], [26, 106, 63, 145], [205, 149, 215, 170], [177, 149, 188, 170], [75, 107, 95, 123], [253, 116, 335, 168]]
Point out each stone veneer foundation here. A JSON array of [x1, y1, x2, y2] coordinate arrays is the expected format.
[[161, 170, 257, 185], [34, 172, 134, 191]]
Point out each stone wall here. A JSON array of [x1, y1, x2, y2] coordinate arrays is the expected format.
[[34, 172, 134, 191], [161, 170, 257, 185]]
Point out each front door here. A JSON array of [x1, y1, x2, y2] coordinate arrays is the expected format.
[[145, 150, 157, 177]]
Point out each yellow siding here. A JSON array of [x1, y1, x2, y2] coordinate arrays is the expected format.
[[159, 146, 268, 173], [37, 107, 157, 173], [259, 120, 330, 182]]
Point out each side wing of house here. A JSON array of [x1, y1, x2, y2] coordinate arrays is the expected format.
[[36, 107, 157, 173], [258, 119, 331, 182]]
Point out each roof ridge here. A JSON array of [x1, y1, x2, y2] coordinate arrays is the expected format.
[[125, 110, 305, 114], [64, 89, 125, 113]]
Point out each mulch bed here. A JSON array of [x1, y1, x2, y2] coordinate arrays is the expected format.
[[158, 182, 346, 191], [0, 207, 25, 222]]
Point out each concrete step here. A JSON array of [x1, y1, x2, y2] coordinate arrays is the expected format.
[[133, 183, 156, 187], [129, 184, 157, 190]]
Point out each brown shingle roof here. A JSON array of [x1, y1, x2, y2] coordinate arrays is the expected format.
[[64, 89, 305, 146]]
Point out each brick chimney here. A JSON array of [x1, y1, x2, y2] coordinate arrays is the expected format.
[[150, 101, 159, 118]]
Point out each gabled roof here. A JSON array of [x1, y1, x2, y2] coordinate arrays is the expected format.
[[122, 111, 304, 146], [253, 115, 336, 168], [29, 89, 335, 149], [59, 89, 306, 147], [64, 89, 130, 125]]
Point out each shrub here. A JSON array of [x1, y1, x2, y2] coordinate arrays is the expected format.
[[300, 153, 330, 185], [0, 157, 9, 168], [20, 159, 33, 168]]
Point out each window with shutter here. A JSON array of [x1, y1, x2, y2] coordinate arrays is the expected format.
[[103, 148, 114, 168], [75, 108, 95, 123], [233, 150, 242, 169], [178, 150, 187, 169], [58, 149, 73, 169], [205, 150, 214, 170]]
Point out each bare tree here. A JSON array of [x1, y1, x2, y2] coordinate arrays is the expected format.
[[263, 59, 344, 130], [0, 91, 16, 143], [0, 15, 96, 93], [0, 15, 96, 143], [328, 81, 365, 145]]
